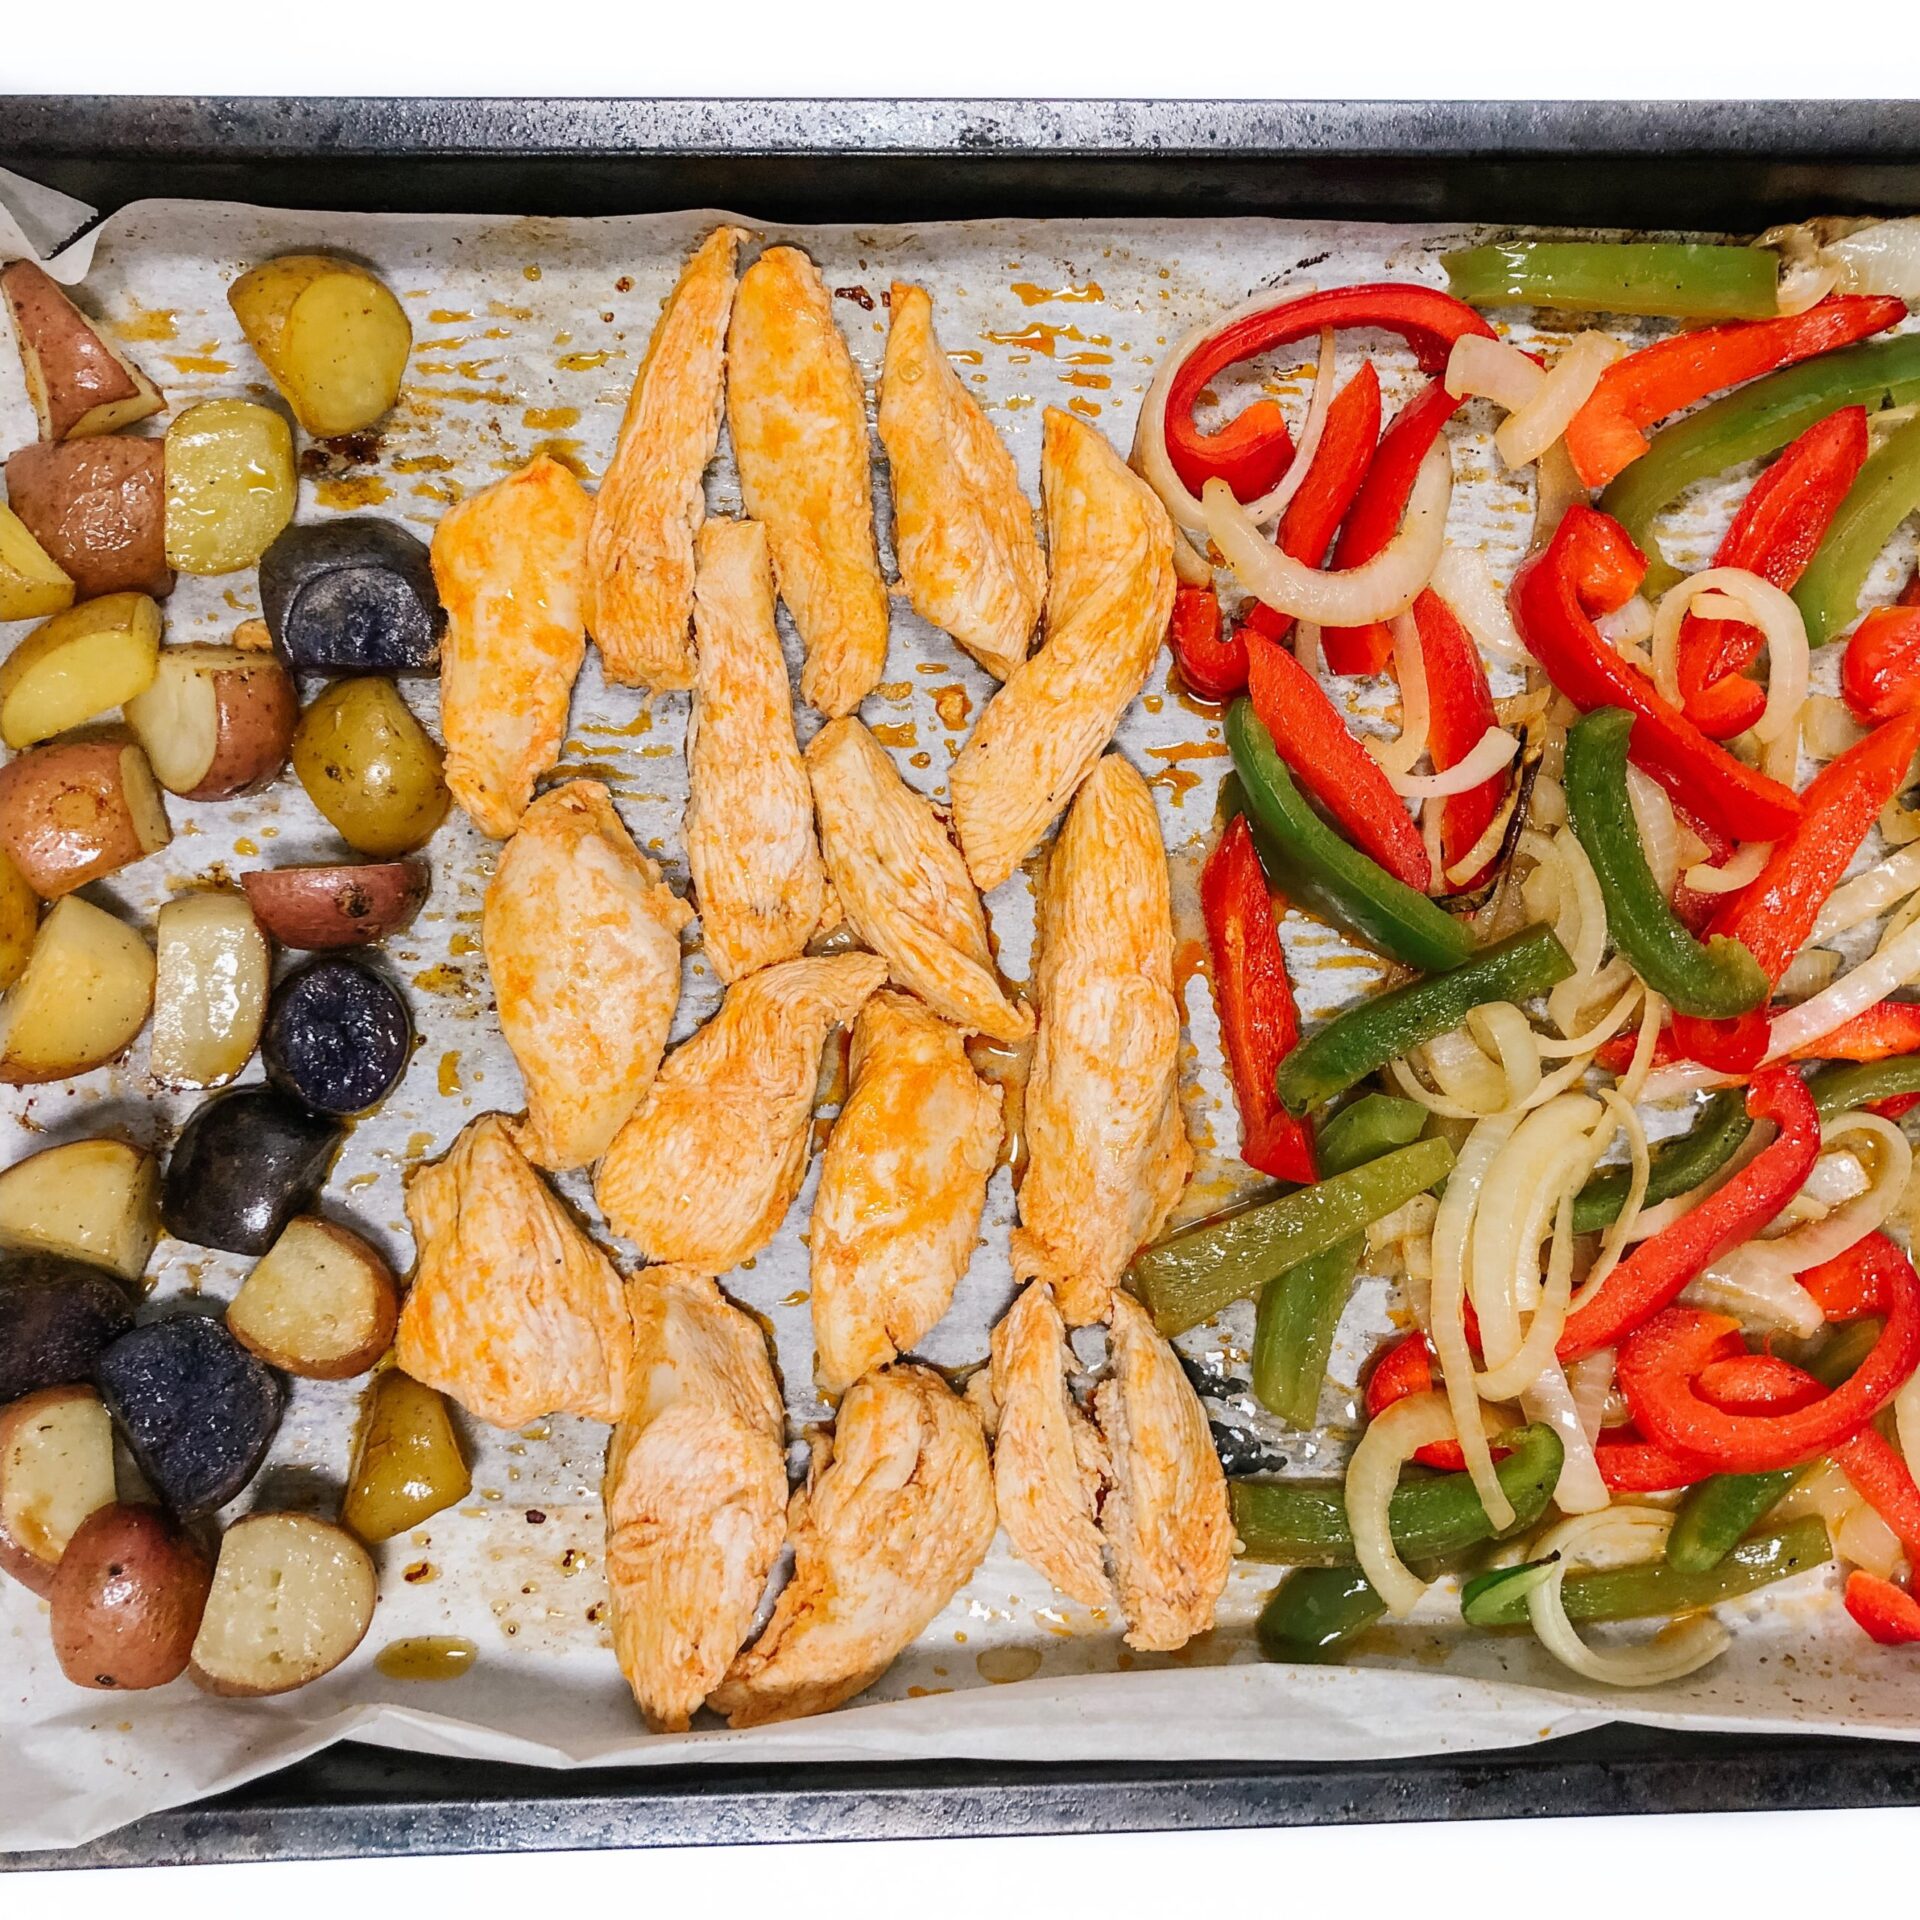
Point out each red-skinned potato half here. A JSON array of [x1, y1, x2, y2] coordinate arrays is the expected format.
[[0, 738, 171, 898], [49, 1503, 213, 1690], [0, 1384, 118, 1596], [0, 260, 166, 441], [4, 438, 172, 599], [240, 860, 429, 948], [125, 645, 298, 801]]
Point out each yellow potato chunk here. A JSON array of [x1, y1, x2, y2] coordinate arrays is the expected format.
[[0, 592, 161, 749], [291, 676, 449, 857], [0, 850, 35, 992], [0, 502, 75, 622], [228, 255, 412, 437], [163, 400, 296, 575], [342, 1369, 470, 1542], [0, 896, 154, 1084]]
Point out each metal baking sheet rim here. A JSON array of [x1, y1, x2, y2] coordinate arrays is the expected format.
[[5, 95, 1920, 1865]]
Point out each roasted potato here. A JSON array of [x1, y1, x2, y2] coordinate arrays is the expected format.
[[190, 1511, 376, 1696], [0, 500, 76, 622], [4, 437, 171, 599], [96, 1314, 287, 1517], [50, 1503, 213, 1690], [0, 737, 171, 898], [1, 260, 166, 442], [0, 1253, 136, 1403], [0, 1384, 117, 1595], [240, 859, 428, 949], [161, 1085, 344, 1255], [227, 1215, 398, 1380], [259, 519, 443, 674], [291, 676, 449, 857], [163, 399, 297, 575], [125, 644, 297, 802], [0, 895, 154, 1084], [263, 956, 413, 1117], [0, 1137, 160, 1281], [228, 254, 411, 437], [0, 847, 35, 992], [342, 1368, 470, 1542], [151, 892, 270, 1089], [0, 592, 162, 749]]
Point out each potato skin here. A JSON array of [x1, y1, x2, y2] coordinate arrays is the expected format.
[[4, 437, 172, 598], [291, 677, 450, 857], [260, 520, 443, 674], [0, 1384, 117, 1595], [263, 956, 413, 1117], [228, 255, 411, 437], [161, 1084, 345, 1255], [343, 1368, 470, 1542], [0, 1253, 136, 1403], [227, 1216, 398, 1380], [0, 261, 166, 442], [49, 1504, 212, 1690], [126, 646, 297, 803], [241, 860, 428, 949], [0, 739, 171, 898]]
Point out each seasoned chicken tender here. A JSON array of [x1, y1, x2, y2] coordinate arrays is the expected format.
[[986, 1280, 1112, 1609], [603, 1264, 787, 1732], [596, 951, 887, 1269], [433, 455, 595, 839], [727, 246, 889, 717], [396, 1113, 639, 1428], [878, 282, 1044, 681], [807, 716, 1029, 1043], [686, 518, 826, 981], [809, 991, 1003, 1396], [586, 224, 744, 689], [710, 1364, 994, 1726], [1096, 1291, 1230, 1652], [484, 780, 692, 1172], [950, 409, 1177, 892], [1011, 755, 1191, 1325]]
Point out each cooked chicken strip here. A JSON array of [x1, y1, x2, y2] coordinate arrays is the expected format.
[[396, 1113, 639, 1428], [986, 1280, 1112, 1609], [685, 518, 826, 981], [878, 282, 1044, 681], [949, 409, 1177, 892], [484, 780, 691, 1172], [1095, 1291, 1230, 1652], [727, 245, 889, 717], [603, 1264, 788, 1732], [809, 991, 1003, 1396], [806, 716, 1029, 1042], [1012, 754, 1191, 1325], [586, 224, 744, 689], [433, 454, 595, 839], [596, 951, 887, 1269], [710, 1364, 994, 1726]]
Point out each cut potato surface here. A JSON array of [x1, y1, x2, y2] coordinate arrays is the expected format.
[[164, 400, 297, 575], [0, 592, 162, 749], [0, 1137, 160, 1280], [0, 895, 154, 1083], [190, 1512, 376, 1697], [126, 644, 297, 801], [0, 1385, 117, 1595], [1, 260, 166, 442], [0, 501, 75, 622], [0, 849, 36, 992], [228, 1215, 398, 1379], [151, 892, 270, 1088], [0, 738, 172, 898], [229, 254, 411, 437]]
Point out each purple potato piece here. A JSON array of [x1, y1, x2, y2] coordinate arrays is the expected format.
[[162, 1085, 344, 1255], [259, 519, 443, 673], [262, 956, 412, 1118], [0, 1255, 137, 1403]]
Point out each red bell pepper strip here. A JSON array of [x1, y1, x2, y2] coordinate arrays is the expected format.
[[1510, 506, 1804, 845], [1413, 589, 1507, 889], [1246, 631, 1431, 890], [1836, 1426, 1920, 1564], [1362, 1330, 1510, 1473], [1243, 359, 1383, 649], [1199, 812, 1317, 1184], [1596, 1431, 1716, 1492], [1843, 1569, 1920, 1645], [1165, 284, 1491, 501], [1321, 379, 1462, 674], [1802, 1238, 1897, 1323], [1842, 605, 1920, 725], [1564, 296, 1908, 490], [1596, 999, 1920, 1079], [1670, 706, 1920, 1070], [1556, 1065, 1821, 1363], [1677, 407, 1870, 739], [1617, 1236, 1920, 1474], [1168, 583, 1246, 703]]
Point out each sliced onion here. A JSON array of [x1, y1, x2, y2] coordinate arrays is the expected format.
[[1617, 986, 1668, 1104], [1813, 844, 1920, 942], [1775, 946, 1840, 1002], [1777, 1458, 1904, 1583], [1685, 1255, 1824, 1337], [1431, 547, 1530, 666], [1344, 1389, 1459, 1616], [1637, 1060, 1742, 1105], [1624, 1106, 1769, 1241], [1625, 767, 1679, 897], [1764, 915, 1920, 1062], [1369, 611, 1432, 777], [1897, 1361, 1920, 1503], [1598, 594, 1655, 651], [1802, 692, 1867, 762], [1203, 439, 1453, 628], [1497, 330, 1625, 470], [1531, 440, 1588, 555], [1685, 840, 1772, 895], [1383, 725, 1519, 798], [1820, 217, 1920, 298], [1446, 333, 1544, 411], [1525, 1508, 1731, 1687], [1522, 1349, 1612, 1515], [1168, 530, 1213, 588], [1652, 569, 1811, 775], [1732, 1111, 1911, 1281]]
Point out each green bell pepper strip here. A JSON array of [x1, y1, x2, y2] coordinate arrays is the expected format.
[[1570, 1088, 1751, 1236], [1224, 702, 1475, 974], [1230, 1422, 1564, 1566], [1810, 1056, 1920, 1118], [1274, 925, 1574, 1115], [1794, 414, 1920, 646], [1256, 1566, 1389, 1662], [1442, 242, 1780, 321], [1460, 1516, 1832, 1628], [1563, 707, 1770, 1018], [1251, 1095, 1428, 1426], [1601, 333, 1920, 599], [1666, 1469, 1799, 1574], [1132, 1135, 1456, 1338]]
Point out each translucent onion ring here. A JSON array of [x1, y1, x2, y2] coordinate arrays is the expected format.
[[1496, 330, 1625, 470]]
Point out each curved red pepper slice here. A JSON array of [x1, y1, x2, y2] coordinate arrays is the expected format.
[[1843, 1569, 1920, 1646], [1362, 1330, 1509, 1473], [1165, 284, 1492, 501], [1168, 583, 1245, 703], [1557, 1065, 1821, 1363], [1413, 589, 1506, 890], [1678, 407, 1869, 739], [1836, 1427, 1920, 1564], [1842, 605, 1920, 726]]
